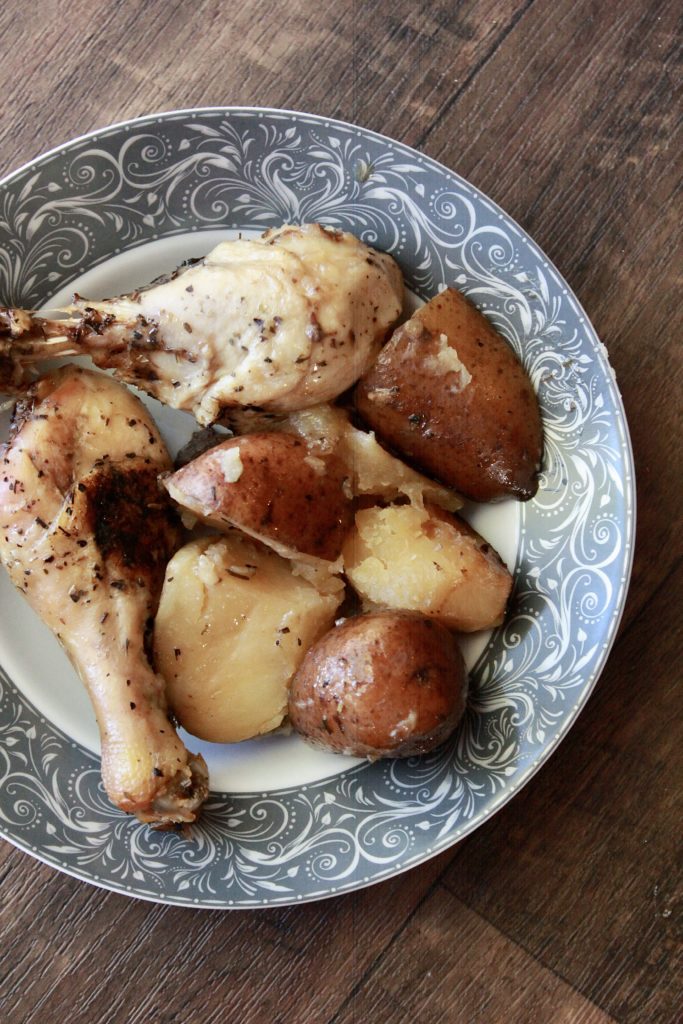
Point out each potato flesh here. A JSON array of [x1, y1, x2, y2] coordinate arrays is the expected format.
[[154, 534, 342, 743], [285, 404, 462, 511], [342, 504, 512, 632]]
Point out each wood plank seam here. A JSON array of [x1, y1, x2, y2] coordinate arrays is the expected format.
[[327, 881, 623, 1024], [414, 0, 538, 150], [325, 862, 458, 1024], [437, 879, 622, 1023]]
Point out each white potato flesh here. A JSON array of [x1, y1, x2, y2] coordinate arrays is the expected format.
[[339, 423, 462, 511], [285, 404, 462, 511], [154, 534, 342, 743], [342, 504, 512, 632]]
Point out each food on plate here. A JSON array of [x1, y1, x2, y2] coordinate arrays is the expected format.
[[355, 286, 543, 501], [284, 403, 463, 511], [164, 431, 353, 562], [342, 502, 512, 632], [0, 367, 208, 825], [154, 533, 342, 743], [0, 217, 542, 832], [0, 223, 404, 425], [288, 611, 468, 757]]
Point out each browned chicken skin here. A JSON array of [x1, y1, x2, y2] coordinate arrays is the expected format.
[[0, 366, 208, 825]]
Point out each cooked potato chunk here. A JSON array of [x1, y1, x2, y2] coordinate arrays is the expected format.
[[164, 432, 353, 562], [342, 503, 512, 632], [285, 404, 461, 511], [355, 287, 543, 501], [154, 534, 342, 743], [289, 611, 467, 758]]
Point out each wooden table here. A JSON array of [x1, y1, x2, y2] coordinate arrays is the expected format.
[[0, 2, 680, 1021]]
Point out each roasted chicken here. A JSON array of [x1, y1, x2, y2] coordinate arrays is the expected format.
[[0, 223, 404, 426], [0, 366, 208, 825]]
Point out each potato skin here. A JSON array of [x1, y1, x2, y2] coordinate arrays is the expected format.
[[355, 287, 543, 502], [165, 432, 353, 561], [289, 612, 467, 758]]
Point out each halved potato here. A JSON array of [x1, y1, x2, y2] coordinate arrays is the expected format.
[[355, 287, 543, 501], [342, 502, 512, 632], [164, 432, 353, 562], [154, 533, 342, 743]]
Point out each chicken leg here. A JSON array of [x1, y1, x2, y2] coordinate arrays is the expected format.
[[0, 223, 404, 425], [0, 366, 208, 825]]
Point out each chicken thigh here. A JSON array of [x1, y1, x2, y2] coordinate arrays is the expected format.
[[0, 366, 208, 825], [0, 223, 404, 425]]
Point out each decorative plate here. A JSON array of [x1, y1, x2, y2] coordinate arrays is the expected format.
[[0, 108, 634, 907]]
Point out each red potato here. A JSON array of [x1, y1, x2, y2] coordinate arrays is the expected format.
[[289, 612, 468, 758], [164, 432, 353, 562], [355, 287, 543, 502]]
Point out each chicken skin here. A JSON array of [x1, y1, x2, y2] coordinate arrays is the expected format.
[[0, 367, 208, 825], [0, 223, 404, 426]]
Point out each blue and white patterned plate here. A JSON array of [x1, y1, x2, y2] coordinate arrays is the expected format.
[[0, 108, 634, 906]]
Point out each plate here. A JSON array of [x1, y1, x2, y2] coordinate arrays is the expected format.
[[0, 108, 634, 907]]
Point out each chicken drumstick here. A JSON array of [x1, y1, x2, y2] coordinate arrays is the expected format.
[[0, 223, 404, 425], [0, 366, 208, 825]]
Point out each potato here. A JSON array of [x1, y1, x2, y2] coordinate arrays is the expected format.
[[164, 432, 353, 562], [154, 534, 342, 743], [342, 503, 512, 632], [285, 404, 462, 511], [355, 287, 543, 501], [289, 611, 467, 758]]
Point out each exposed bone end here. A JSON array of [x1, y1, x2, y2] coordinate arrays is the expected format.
[[0, 306, 35, 338], [0, 308, 36, 391], [0, 306, 81, 393], [127, 751, 210, 828]]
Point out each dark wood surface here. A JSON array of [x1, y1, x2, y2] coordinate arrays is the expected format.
[[0, 2, 681, 1021]]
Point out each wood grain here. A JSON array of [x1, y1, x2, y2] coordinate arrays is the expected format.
[[0, 1, 681, 1022], [332, 886, 619, 1024]]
